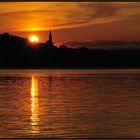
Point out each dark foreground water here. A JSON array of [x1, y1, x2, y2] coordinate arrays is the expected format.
[[0, 69, 140, 138]]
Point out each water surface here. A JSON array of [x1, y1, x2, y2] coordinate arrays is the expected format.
[[0, 69, 140, 138]]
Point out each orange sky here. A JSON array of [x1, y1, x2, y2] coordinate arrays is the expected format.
[[0, 2, 140, 44]]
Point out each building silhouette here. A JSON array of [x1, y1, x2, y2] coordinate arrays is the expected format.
[[45, 30, 54, 47]]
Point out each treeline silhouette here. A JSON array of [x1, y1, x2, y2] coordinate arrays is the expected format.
[[0, 33, 140, 68]]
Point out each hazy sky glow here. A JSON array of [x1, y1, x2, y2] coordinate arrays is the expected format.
[[0, 2, 140, 43]]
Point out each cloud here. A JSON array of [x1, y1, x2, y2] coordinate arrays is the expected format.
[[0, 2, 140, 32]]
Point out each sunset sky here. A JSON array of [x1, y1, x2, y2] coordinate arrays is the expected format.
[[0, 2, 140, 44]]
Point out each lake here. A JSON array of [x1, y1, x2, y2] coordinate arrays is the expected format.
[[0, 69, 140, 138]]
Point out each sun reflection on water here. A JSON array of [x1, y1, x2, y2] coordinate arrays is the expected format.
[[30, 75, 39, 134]]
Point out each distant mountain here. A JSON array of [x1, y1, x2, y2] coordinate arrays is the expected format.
[[59, 40, 140, 50]]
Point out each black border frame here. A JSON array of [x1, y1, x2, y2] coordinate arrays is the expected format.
[[0, 0, 140, 139]]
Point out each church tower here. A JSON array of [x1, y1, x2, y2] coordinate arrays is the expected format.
[[49, 30, 52, 42], [45, 30, 54, 47], [49, 30, 53, 46]]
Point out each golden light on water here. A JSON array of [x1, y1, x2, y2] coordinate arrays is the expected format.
[[30, 75, 39, 133]]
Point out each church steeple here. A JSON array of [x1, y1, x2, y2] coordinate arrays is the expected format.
[[49, 30, 53, 46], [49, 30, 52, 42], [45, 30, 54, 47]]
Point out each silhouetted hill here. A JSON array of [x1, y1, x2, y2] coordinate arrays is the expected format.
[[60, 40, 140, 50], [0, 33, 140, 68]]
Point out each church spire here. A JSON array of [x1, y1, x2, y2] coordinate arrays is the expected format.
[[49, 30, 53, 46], [45, 30, 54, 47], [49, 30, 52, 42]]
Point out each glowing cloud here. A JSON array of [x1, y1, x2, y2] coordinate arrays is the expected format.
[[0, 2, 140, 32]]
